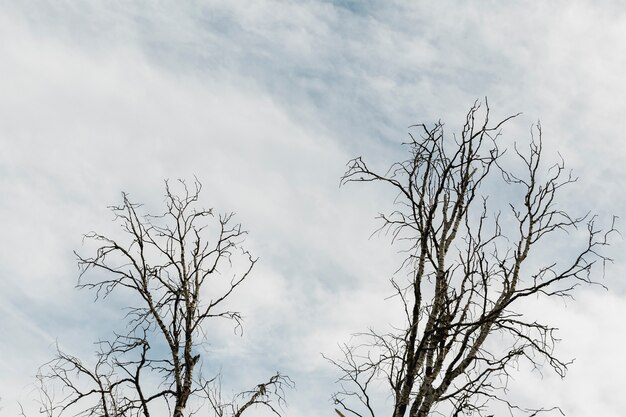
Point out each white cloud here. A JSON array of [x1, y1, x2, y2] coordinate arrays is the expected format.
[[0, 1, 624, 416]]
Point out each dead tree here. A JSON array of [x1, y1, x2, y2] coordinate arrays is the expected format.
[[37, 180, 292, 417], [329, 101, 614, 417]]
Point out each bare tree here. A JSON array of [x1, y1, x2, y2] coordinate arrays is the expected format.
[[37, 180, 292, 417], [329, 101, 614, 417]]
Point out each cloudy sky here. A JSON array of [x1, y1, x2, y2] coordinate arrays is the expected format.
[[1, 1, 625, 416]]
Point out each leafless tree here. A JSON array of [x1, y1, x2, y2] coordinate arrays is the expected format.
[[36, 180, 292, 417], [329, 101, 615, 417]]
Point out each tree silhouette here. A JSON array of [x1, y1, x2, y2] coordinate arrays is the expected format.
[[37, 180, 292, 417], [329, 101, 614, 417]]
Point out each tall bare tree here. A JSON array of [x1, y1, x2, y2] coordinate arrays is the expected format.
[[37, 180, 292, 417], [329, 101, 614, 417]]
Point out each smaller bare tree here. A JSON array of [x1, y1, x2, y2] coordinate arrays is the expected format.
[[329, 101, 615, 417], [37, 180, 292, 417]]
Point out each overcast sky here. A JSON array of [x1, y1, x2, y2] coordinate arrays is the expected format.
[[1, 1, 625, 416]]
